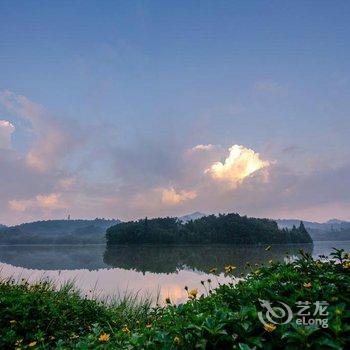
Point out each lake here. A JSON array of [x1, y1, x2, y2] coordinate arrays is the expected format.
[[0, 241, 349, 304]]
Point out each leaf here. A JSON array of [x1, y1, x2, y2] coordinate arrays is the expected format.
[[315, 337, 343, 350], [248, 336, 263, 348], [239, 343, 255, 350]]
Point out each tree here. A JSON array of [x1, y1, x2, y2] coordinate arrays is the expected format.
[[106, 213, 313, 245]]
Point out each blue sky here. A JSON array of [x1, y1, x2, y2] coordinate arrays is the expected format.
[[0, 1, 350, 224]]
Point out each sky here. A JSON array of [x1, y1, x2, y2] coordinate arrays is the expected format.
[[0, 0, 350, 225]]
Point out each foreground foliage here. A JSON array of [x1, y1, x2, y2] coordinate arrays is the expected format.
[[1, 249, 349, 349]]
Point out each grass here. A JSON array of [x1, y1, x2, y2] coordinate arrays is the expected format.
[[0, 249, 349, 349], [0, 279, 152, 349]]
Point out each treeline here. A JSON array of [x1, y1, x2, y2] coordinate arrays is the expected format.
[[106, 213, 313, 245], [11, 218, 120, 235], [0, 219, 120, 244]]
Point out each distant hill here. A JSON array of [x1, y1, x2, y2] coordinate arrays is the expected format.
[[0, 219, 121, 244], [277, 219, 350, 241], [106, 213, 312, 245], [179, 212, 206, 223]]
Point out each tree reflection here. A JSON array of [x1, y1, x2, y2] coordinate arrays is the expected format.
[[103, 244, 313, 274], [0, 245, 107, 270]]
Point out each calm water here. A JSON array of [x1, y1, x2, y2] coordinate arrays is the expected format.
[[0, 241, 349, 304]]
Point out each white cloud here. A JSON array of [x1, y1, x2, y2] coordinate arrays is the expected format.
[[205, 145, 270, 187], [0, 120, 15, 149], [191, 144, 216, 152]]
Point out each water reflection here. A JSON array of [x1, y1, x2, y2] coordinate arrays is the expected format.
[[0, 245, 107, 270], [0, 244, 313, 273], [2, 241, 350, 304], [103, 244, 313, 274]]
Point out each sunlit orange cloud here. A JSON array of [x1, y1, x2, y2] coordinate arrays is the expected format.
[[161, 187, 197, 205], [8, 193, 65, 212], [205, 145, 270, 187]]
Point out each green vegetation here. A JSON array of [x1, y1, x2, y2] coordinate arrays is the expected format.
[[0, 219, 120, 244], [106, 213, 312, 245], [1, 249, 349, 349], [0, 279, 152, 349]]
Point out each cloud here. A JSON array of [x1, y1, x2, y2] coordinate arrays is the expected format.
[[1, 89, 349, 224], [205, 145, 270, 187], [161, 187, 197, 205], [9, 193, 65, 212], [0, 90, 81, 172], [57, 177, 76, 190], [0, 91, 86, 224], [191, 144, 216, 152], [0, 120, 15, 149]]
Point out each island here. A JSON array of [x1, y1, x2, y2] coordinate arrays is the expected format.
[[106, 213, 312, 245]]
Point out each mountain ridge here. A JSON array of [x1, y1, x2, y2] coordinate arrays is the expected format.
[[0, 218, 121, 244]]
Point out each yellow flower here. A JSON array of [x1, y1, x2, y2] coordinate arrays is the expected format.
[[10, 320, 17, 324], [70, 334, 79, 340], [209, 267, 218, 274], [173, 336, 181, 345], [335, 308, 342, 316], [99, 333, 110, 342], [343, 262, 350, 269], [28, 341, 37, 347], [188, 288, 198, 299], [15, 339, 23, 346], [263, 323, 276, 332], [122, 326, 130, 334], [303, 282, 312, 289], [268, 259, 273, 264], [145, 323, 152, 328], [224, 265, 236, 274], [15, 348, 21, 350], [265, 245, 272, 251]]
